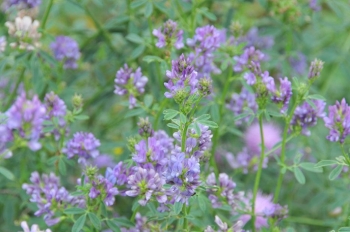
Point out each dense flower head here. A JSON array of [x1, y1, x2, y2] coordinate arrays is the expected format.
[[206, 173, 236, 207], [269, 77, 293, 113], [22, 172, 85, 226], [126, 166, 167, 206], [244, 122, 281, 155], [20, 221, 51, 232], [187, 25, 226, 78], [6, 93, 46, 151], [50, 36, 80, 69], [164, 54, 198, 101], [239, 192, 288, 229], [63, 132, 100, 164], [166, 153, 200, 204], [114, 64, 148, 109], [0, 36, 6, 53], [106, 161, 130, 186], [308, 58, 324, 80], [153, 19, 183, 49], [233, 46, 265, 72], [226, 87, 258, 125], [88, 175, 118, 206], [44, 92, 66, 120], [3, 0, 41, 9], [291, 99, 326, 136], [5, 16, 41, 50], [324, 99, 350, 143]]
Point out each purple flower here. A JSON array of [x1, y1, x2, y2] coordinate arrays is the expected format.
[[88, 175, 118, 206], [245, 27, 274, 50], [125, 167, 167, 206], [20, 221, 51, 232], [114, 64, 148, 109], [309, 0, 321, 11], [233, 46, 265, 72], [0, 123, 13, 159], [153, 19, 183, 49], [270, 77, 293, 114], [226, 87, 258, 125], [3, 0, 41, 9], [106, 161, 129, 186], [22, 172, 84, 226], [244, 122, 281, 155], [289, 52, 307, 76], [164, 54, 198, 100], [50, 36, 80, 69], [187, 25, 226, 78], [291, 100, 326, 136], [324, 99, 350, 143], [6, 93, 46, 151], [308, 58, 324, 80], [239, 192, 287, 229], [44, 92, 66, 119], [63, 132, 100, 164], [121, 213, 158, 232], [206, 173, 236, 207]]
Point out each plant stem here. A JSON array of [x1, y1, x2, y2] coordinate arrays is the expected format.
[[5, 67, 25, 110], [41, 0, 54, 30], [210, 69, 233, 175], [251, 115, 265, 232]]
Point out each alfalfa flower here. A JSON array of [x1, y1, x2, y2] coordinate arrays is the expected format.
[[153, 19, 183, 49]]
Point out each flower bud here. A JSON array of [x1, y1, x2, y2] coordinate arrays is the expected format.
[[137, 117, 154, 137], [308, 58, 324, 81], [72, 93, 83, 111]]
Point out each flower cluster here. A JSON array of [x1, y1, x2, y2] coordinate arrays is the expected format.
[[205, 216, 244, 232], [22, 172, 85, 226], [50, 36, 81, 69], [233, 46, 265, 72], [187, 25, 226, 78], [88, 175, 118, 206], [5, 16, 41, 50], [121, 213, 159, 232], [63, 132, 101, 164], [324, 99, 350, 143], [2, 0, 41, 9], [291, 99, 326, 136], [153, 19, 183, 49], [226, 87, 257, 125], [206, 172, 237, 208], [114, 64, 148, 109], [6, 93, 46, 150]]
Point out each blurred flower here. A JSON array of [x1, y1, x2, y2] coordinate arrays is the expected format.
[[187, 25, 226, 78], [153, 19, 183, 49], [164, 54, 198, 101], [244, 122, 281, 155], [291, 100, 326, 136], [63, 132, 100, 164], [6, 93, 46, 151], [0, 36, 6, 53], [126, 166, 167, 206], [121, 213, 158, 232], [44, 92, 67, 119], [289, 52, 307, 76], [206, 173, 236, 208], [205, 216, 244, 232], [308, 58, 324, 80], [50, 36, 80, 69], [324, 99, 350, 143], [239, 192, 288, 229], [309, 0, 321, 11], [106, 161, 129, 186], [226, 87, 257, 125], [5, 16, 41, 50], [89, 154, 115, 168], [20, 221, 51, 232], [245, 27, 274, 50], [0, 123, 13, 159], [2, 0, 41, 9], [22, 172, 85, 226], [114, 64, 148, 109], [233, 46, 264, 72]]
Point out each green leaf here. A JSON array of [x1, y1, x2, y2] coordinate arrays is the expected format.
[[39, 50, 57, 65], [315, 160, 338, 168], [130, 45, 146, 59], [294, 167, 305, 184], [142, 55, 163, 63], [72, 214, 86, 232], [201, 8, 217, 20], [126, 33, 144, 44], [339, 227, 350, 232], [299, 162, 323, 173], [233, 112, 251, 121], [106, 220, 121, 232], [197, 120, 218, 128], [329, 165, 343, 181], [130, 0, 147, 9], [210, 104, 219, 122], [194, 122, 201, 136], [196, 114, 210, 121], [74, 115, 89, 120], [308, 94, 326, 101], [144, 2, 153, 17], [167, 123, 179, 129], [197, 194, 207, 212], [112, 218, 135, 228], [59, 159, 67, 176], [124, 108, 144, 118], [64, 208, 85, 215], [173, 202, 183, 215], [163, 109, 179, 120], [268, 110, 284, 118], [0, 167, 15, 180], [293, 153, 302, 164], [180, 113, 187, 124], [88, 212, 101, 230], [46, 156, 59, 165], [144, 95, 153, 108]]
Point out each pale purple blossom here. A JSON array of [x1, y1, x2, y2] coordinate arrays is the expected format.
[[233, 46, 265, 72], [20, 221, 51, 232], [153, 19, 183, 49], [50, 36, 80, 69], [270, 77, 293, 114], [114, 64, 148, 109], [88, 175, 118, 206]]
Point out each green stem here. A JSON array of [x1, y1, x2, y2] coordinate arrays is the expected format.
[[41, 0, 54, 30], [181, 123, 189, 153], [5, 67, 25, 110], [274, 101, 299, 203], [182, 206, 188, 231], [210, 69, 233, 175], [251, 115, 265, 232], [284, 216, 335, 227]]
